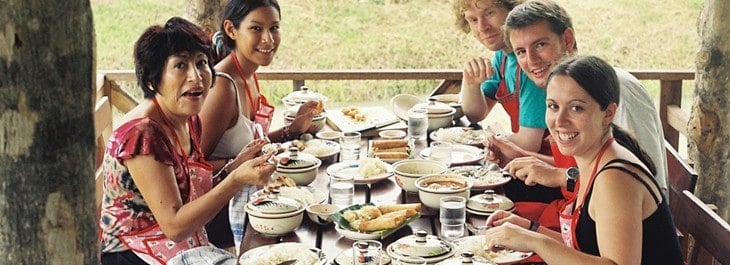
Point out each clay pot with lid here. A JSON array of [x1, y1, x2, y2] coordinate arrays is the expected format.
[[386, 230, 457, 264], [411, 98, 455, 132], [466, 190, 515, 215], [275, 146, 322, 186], [245, 192, 305, 236], [281, 85, 329, 109], [430, 94, 463, 121]]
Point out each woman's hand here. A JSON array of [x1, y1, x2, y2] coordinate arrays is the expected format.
[[485, 210, 530, 229], [228, 153, 276, 187], [505, 157, 565, 188], [236, 139, 267, 162], [483, 222, 538, 253], [289, 100, 318, 135]]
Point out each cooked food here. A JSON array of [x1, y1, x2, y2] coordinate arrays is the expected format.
[[262, 143, 279, 155], [278, 186, 317, 205], [245, 244, 319, 265], [372, 151, 409, 160], [342, 106, 367, 122], [293, 139, 337, 157], [342, 203, 421, 232], [371, 139, 409, 150], [358, 157, 389, 177], [264, 175, 296, 193], [422, 180, 466, 191]]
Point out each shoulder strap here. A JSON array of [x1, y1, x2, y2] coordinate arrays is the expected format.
[[215, 72, 243, 113], [595, 159, 661, 204]]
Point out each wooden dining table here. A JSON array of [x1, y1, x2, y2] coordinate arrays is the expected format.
[[237, 128, 543, 264]]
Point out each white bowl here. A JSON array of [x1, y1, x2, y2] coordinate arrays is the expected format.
[[284, 112, 327, 133], [427, 110, 455, 132], [378, 129, 406, 139], [392, 159, 448, 192], [306, 203, 339, 225], [245, 196, 305, 236], [316, 131, 342, 142], [391, 94, 424, 120], [275, 151, 322, 186], [415, 174, 473, 209]]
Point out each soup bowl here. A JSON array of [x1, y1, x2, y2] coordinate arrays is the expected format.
[[415, 174, 473, 209]]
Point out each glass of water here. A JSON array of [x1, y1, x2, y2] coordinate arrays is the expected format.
[[340, 131, 361, 161], [407, 108, 428, 142], [428, 141, 452, 167], [353, 240, 382, 265], [439, 196, 466, 242], [330, 173, 354, 209]]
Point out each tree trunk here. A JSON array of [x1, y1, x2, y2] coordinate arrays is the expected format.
[[186, 0, 224, 36], [690, 0, 730, 221], [0, 1, 97, 264]]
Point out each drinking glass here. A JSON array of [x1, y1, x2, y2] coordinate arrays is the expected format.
[[340, 131, 362, 161], [439, 196, 466, 242], [330, 173, 354, 209], [428, 141, 452, 167], [407, 108, 428, 142], [352, 240, 382, 265], [392, 256, 427, 265]]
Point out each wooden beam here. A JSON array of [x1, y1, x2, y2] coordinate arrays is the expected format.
[[659, 79, 685, 149]]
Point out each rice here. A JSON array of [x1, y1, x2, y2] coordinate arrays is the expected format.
[[244, 244, 319, 265], [358, 157, 388, 177], [301, 140, 337, 156], [279, 186, 317, 205]]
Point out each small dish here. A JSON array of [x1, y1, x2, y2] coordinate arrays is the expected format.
[[327, 159, 394, 185], [379, 129, 406, 139], [331, 203, 420, 240], [419, 144, 485, 166], [447, 165, 512, 190], [334, 248, 392, 265], [306, 203, 339, 225]]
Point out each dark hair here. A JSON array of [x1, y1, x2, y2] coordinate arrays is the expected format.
[[503, 0, 577, 50], [133, 17, 215, 98], [452, 0, 524, 33], [548, 55, 656, 175], [220, 0, 281, 50]]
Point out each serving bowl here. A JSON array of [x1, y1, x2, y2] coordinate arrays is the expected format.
[[284, 111, 327, 133], [275, 147, 322, 186], [430, 94, 463, 121], [281, 85, 328, 109], [391, 94, 424, 120], [245, 194, 305, 236], [411, 98, 455, 132], [306, 203, 339, 225], [315, 131, 342, 142], [415, 174, 473, 209], [392, 159, 448, 193]]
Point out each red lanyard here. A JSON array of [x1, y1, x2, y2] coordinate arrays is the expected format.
[[152, 97, 192, 177], [230, 53, 262, 115]]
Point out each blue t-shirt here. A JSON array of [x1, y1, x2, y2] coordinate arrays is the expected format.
[[480, 50, 546, 129]]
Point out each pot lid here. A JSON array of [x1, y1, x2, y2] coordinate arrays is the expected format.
[[247, 192, 304, 215], [412, 98, 455, 115], [467, 190, 514, 213], [283, 105, 326, 119], [389, 231, 453, 258], [276, 147, 320, 169], [282, 85, 328, 104]]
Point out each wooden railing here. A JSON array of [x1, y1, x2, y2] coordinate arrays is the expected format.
[[94, 69, 695, 150]]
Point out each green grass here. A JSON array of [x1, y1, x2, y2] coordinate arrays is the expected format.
[[92, 0, 702, 105]]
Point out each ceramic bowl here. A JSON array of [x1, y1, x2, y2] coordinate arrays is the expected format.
[[275, 148, 322, 186], [378, 129, 407, 139], [449, 102, 463, 121], [305, 203, 339, 225], [390, 94, 424, 120], [245, 195, 305, 236], [392, 159, 448, 193], [316, 131, 342, 142], [415, 174, 473, 209], [284, 112, 327, 133], [281, 85, 328, 109]]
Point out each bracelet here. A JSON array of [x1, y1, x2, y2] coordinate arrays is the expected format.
[[529, 220, 540, 232], [283, 126, 292, 141], [213, 158, 234, 180]]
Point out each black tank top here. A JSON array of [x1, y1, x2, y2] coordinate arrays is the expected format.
[[575, 159, 683, 265]]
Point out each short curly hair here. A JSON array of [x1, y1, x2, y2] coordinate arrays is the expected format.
[[133, 17, 215, 99], [452, 0, 523, 34]]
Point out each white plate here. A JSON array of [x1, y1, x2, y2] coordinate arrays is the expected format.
[[239, 242, 327, 265], [331, 203, 420, 240], [385, 238, 457, 264], [327, 160, 394, 185], [450, 236, 533, 265], [249, 186, 327, 206], [419, 144, 485, 166], [334, 248, 392, 265], [287, 139, 340, 160], [446, 166, 511, 190], [430, 127, 488, 147]]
